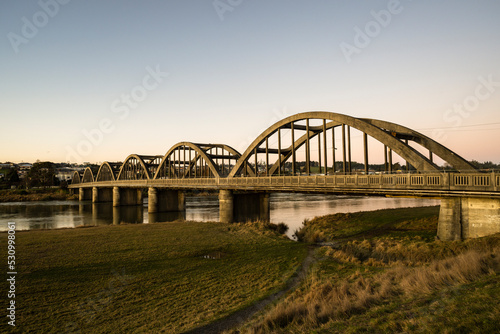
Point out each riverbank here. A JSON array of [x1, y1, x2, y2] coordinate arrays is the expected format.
[[3, 206, 498, 333], [0, 220, 306, 333], [0, 188, 77, 202], [237, 206, 500, 333]]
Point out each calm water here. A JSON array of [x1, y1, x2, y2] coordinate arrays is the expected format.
[[0, 194, 439, 238]]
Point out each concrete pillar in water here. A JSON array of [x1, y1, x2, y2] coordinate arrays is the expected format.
[[98, 188, 113, 202], [437, 197, 500, 240], [137, 189, 143, 206], [149, 188, 185, 213], [219, 191, 270, 223], [113, 188, 143, 206], [112, 206, 120, 225], [92, 187, 99, 203], [113, 187, 120, 207], [219, 189, 233, 223], [79, 188, 91, 201], [148, 187, 158, 213], [233, 192, 270, 222]]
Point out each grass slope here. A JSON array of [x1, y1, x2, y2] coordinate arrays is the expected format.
[[0, 221, 307, 333]]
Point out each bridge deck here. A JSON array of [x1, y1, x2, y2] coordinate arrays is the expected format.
[[69, 172, 500, 199]]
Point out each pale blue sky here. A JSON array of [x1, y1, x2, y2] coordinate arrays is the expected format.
[[1, 0, 499, 164]]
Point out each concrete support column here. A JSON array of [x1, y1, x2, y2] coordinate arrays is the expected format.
[[79, 188, 91, 201], [118, 188, 142, 206], [438, 197, 500, 240], [112, 207, 120, 225], [259, 193, 271, 222], [220, 191, 270, 223], [233, 192, 270, 222], [92, 187, 99, 203], [113, 187, 120, 207], [437, 198, 462, 241], [148, 188, 185, 213], [137, 189, 143, 206], [219, 189, 234, 223], [148, 187, 158, 213]]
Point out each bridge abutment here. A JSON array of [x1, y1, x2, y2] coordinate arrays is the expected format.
[[148, 188, 185, 213], [437, 197, 500, 240], [219, 190, 270, 223]]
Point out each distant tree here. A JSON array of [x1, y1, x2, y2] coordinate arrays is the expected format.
[[26, 162, 56, 188]]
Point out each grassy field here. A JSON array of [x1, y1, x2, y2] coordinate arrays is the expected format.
[[238, 206, 500, 333], [0, 220, 307, 333]]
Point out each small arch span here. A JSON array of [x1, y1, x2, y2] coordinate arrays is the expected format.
[[95, 162, 121, 182], [154, 142, 248, 179], [117, 155, 163, 180]]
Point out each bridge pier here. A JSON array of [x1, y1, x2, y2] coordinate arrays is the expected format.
[[112, 187, 143, 207], [219, 190, 270, 223], [437, 197, 500, 240], [147, 188, 185, 213], [92, 187, 113, 203], [79, 188, 92, 201]]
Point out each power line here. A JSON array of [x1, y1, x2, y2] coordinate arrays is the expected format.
[[418, 121, 500, 131]]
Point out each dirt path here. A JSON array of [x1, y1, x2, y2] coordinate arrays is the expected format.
[[182, 246, 317, 334]]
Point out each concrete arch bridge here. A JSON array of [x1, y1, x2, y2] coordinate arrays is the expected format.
[[69, 112, 500, 241]]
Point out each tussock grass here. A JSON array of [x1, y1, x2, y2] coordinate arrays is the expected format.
[[239, 207, 500, 334]]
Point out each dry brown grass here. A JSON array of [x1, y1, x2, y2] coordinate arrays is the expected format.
[[246, 243, 500, 333], [323, 235, 500, 268]]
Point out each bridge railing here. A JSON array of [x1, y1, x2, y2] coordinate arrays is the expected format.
[[70, 172, 500, 194]]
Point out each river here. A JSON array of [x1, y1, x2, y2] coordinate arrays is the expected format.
[[0, 194, 439, 239]]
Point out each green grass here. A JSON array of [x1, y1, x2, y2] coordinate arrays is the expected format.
[[295, 206, 440, 242], [0, 221, 307, 333]]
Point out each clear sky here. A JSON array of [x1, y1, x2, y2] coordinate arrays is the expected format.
[[1, 0, 499, 165]]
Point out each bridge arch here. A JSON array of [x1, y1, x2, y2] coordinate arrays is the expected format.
[[81, 167, 94, 183], [95, 162, 121, 182], [360, 118, 475, 171], [117, 154, 163, 180], [71, 171, 81, 184], [154, 142, 247, 179], [229, 111, 476, 177]]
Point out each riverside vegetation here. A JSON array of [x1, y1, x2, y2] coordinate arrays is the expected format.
[[235, 206, 500, 333], [0, 188, 77, 202]]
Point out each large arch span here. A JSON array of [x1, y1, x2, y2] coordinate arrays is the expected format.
[[228, 111, 475, 177]]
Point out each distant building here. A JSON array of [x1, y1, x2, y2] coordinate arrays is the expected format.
[[56, 167, 84, 182]]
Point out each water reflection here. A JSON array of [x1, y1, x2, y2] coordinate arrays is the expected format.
[[0, 194, 439, 238]]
